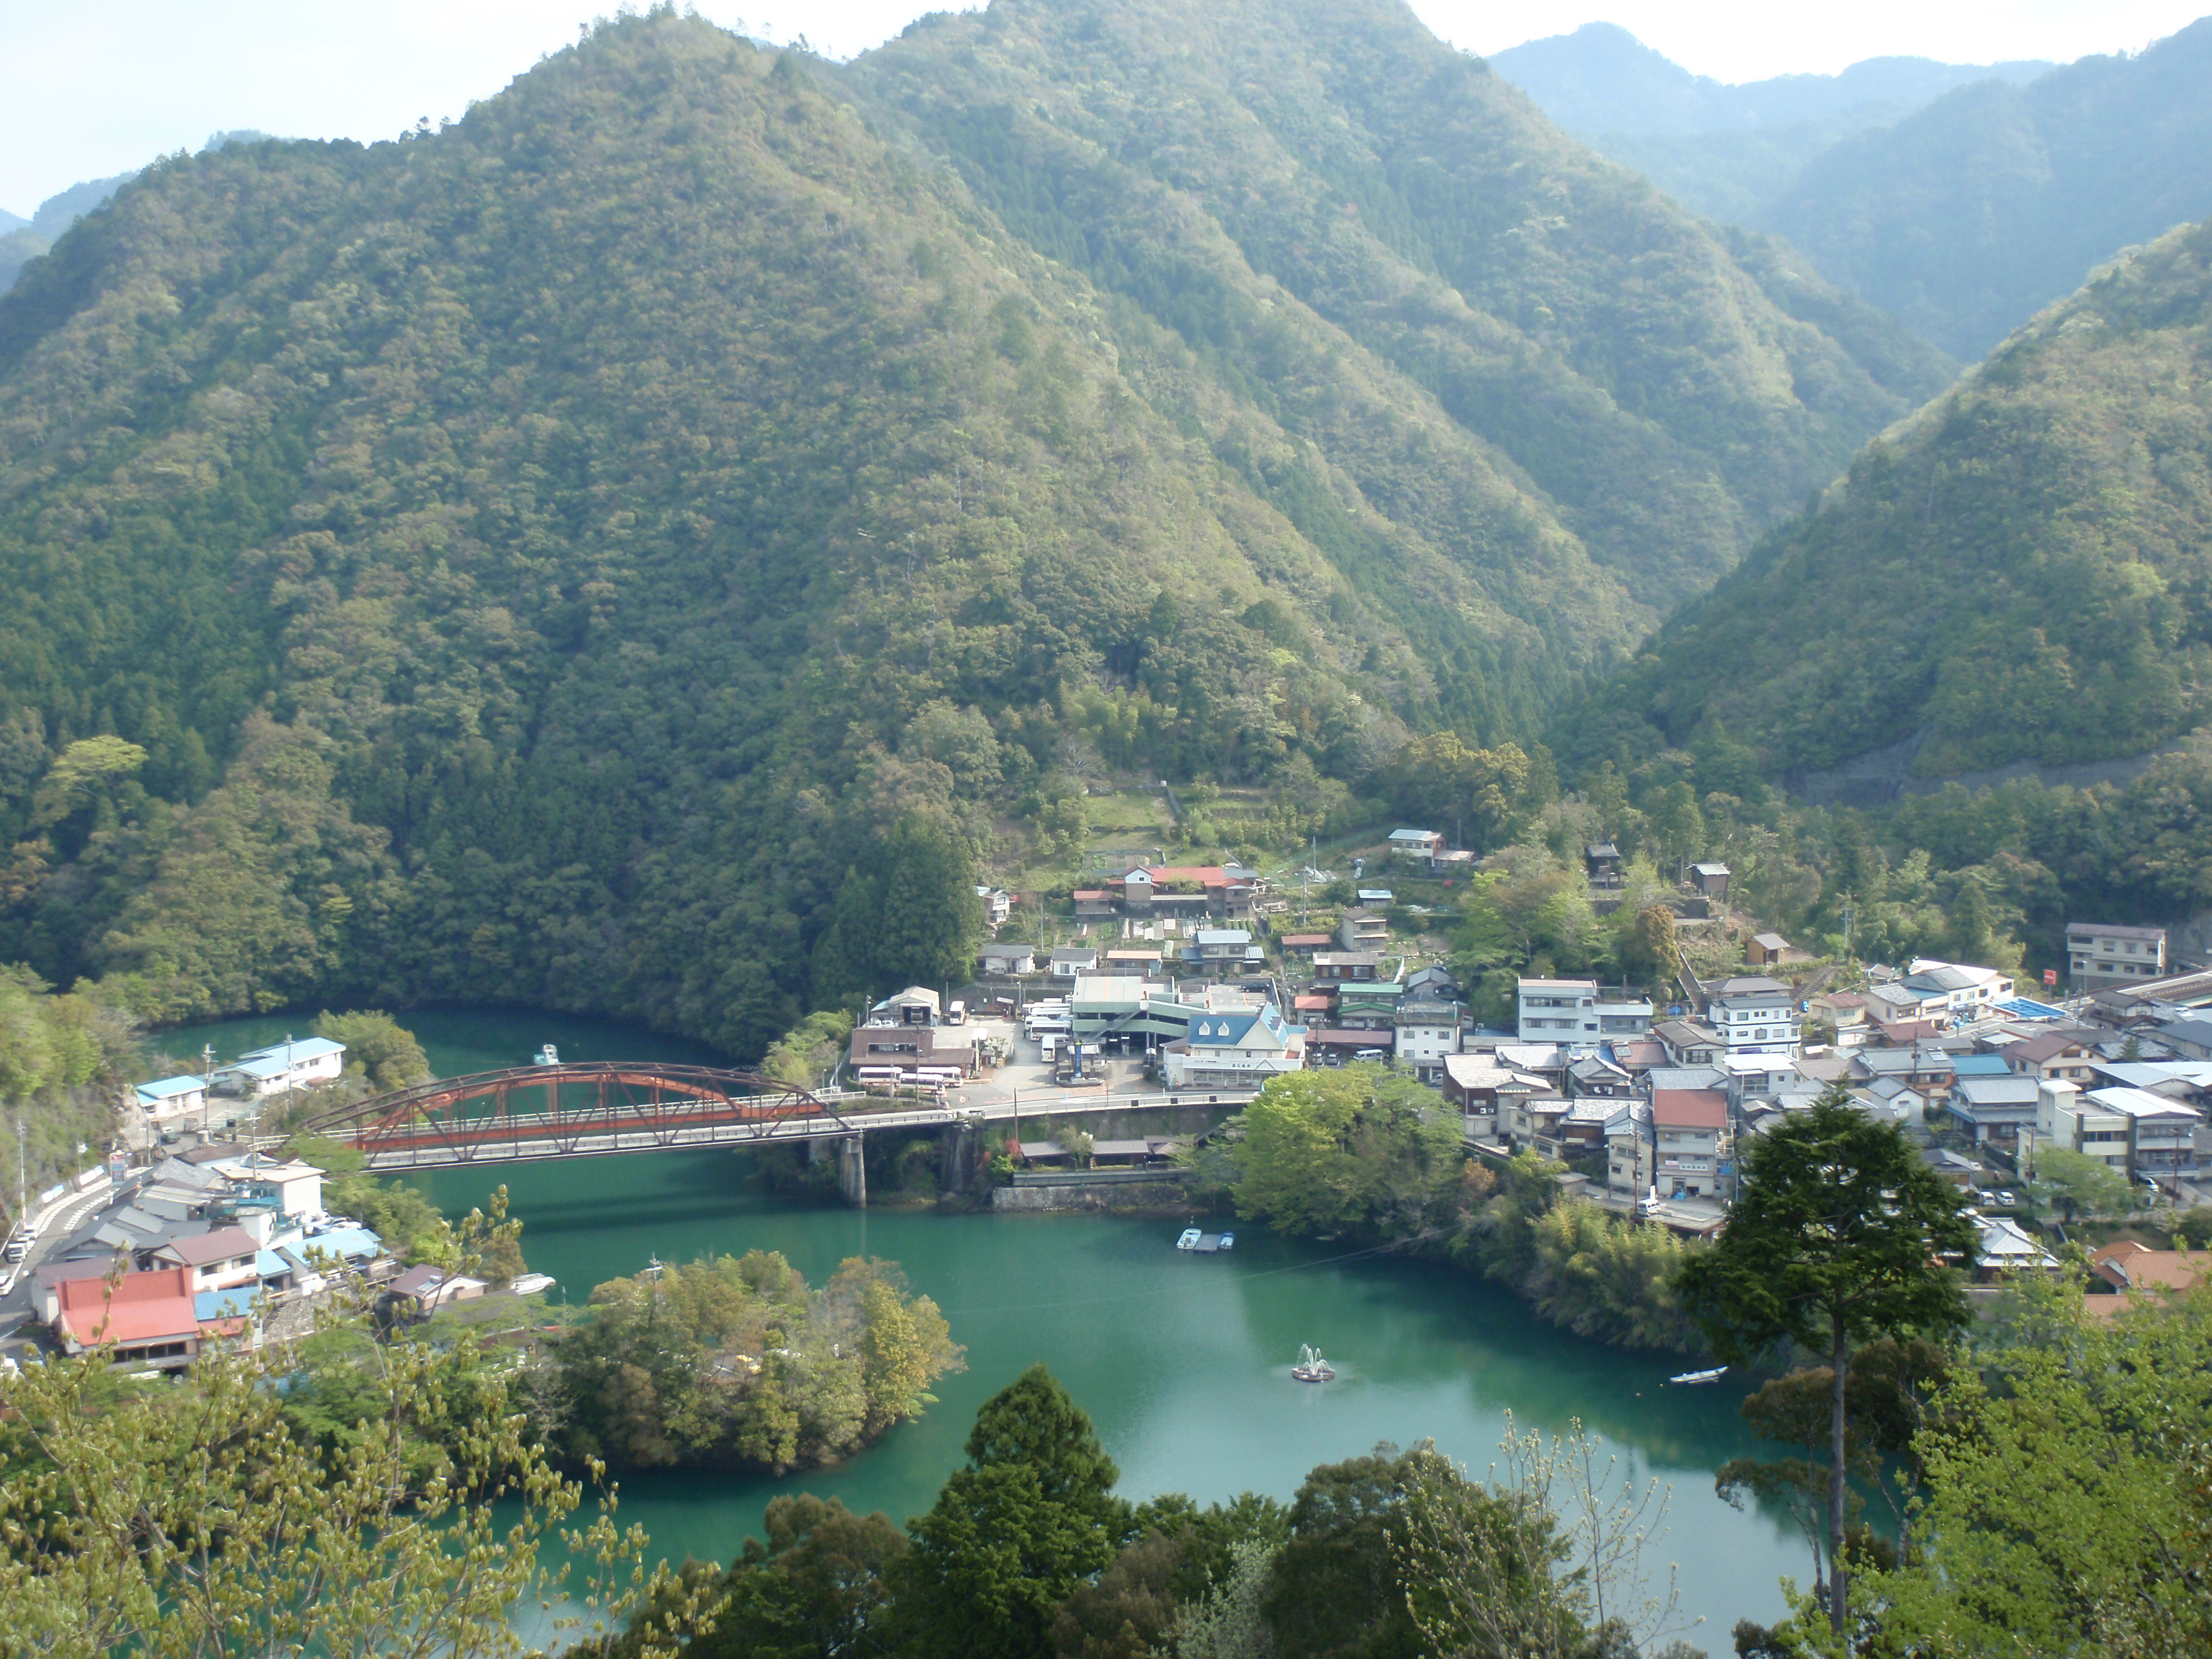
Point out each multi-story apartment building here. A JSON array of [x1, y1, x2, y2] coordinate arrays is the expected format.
[[1515, 978, 1654, 1048], [2065, 922, 2169, 989]]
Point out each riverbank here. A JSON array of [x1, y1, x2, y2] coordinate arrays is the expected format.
[[409, 1143, 1800, 1635]]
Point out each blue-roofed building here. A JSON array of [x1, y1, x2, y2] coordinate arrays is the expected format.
[[195, 1286, 260, 1323], [213, 1035, 347, 1097], [1160, 1001, 1306, 1090], [134, 1074, 208, 1116]]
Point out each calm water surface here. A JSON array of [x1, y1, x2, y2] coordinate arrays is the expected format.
[[163, 1010, 1805, 1634]]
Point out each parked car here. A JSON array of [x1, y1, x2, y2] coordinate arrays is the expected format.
[[1993, 1190, 2018, 1208]]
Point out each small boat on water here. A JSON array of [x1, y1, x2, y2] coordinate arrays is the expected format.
[[1291, 1344, 1336, 1383], [1669, 1366, 1728, 1385], [1176, 1228, 1235, 1253], [532, 1044, 560, 1067], [1176, 1226, 1203, 1250], [509, 1273, 555, 1296]]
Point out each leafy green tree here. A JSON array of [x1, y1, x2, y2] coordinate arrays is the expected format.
[[897, 1364, 1127, 1659], [760, 1009, 855, 1088], [2029, 1144, 2137, 1226], [1856, 1276, 2212, 1657], [0, 1295, 664, 1657], [652, 1494, 908, 1659], [1391, 1422, 1685, 1659], [314, 1008, 432, 1094], [1232, 1065, 1467, 1241], [1264, 1446, 1427, 1659], [1616, 903, 1680, 987], [1676, 1086, 1977, 1639]]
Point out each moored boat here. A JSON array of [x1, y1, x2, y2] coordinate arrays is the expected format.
[[1176, 1226, 1203, 1250], [509, 1273, 555, 1296], [1668, 1366, 1728, 1385]]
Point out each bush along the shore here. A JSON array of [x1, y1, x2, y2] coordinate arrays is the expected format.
[[1223, 1066, 1707, 1355], [549, 1251, 963, 1474]]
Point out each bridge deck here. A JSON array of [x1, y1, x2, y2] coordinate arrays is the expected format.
[[347, 1086, 1252, 1171]]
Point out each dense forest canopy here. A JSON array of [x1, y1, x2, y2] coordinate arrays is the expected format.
[[1756, 17, 2212, 360], [0, 2, 1945, 1058], [1570, 215, 2212, 786]]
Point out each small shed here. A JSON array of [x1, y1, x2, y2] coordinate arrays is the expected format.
[[1746, 932, 1792, 966], [1689, 863, 1731, 898]]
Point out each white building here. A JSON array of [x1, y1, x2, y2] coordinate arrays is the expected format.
[[2065, 921, 2167, 989], [1158, 1003, 1306, 1090], [1705, 976, 1798, 1058], [1387, 828, 1444, 864], [1515, 978, 1653, 1048], [212, 1037, 347, 1098], [1394, 1001, 1464, 1080], [134, 1075, 208, 1117]]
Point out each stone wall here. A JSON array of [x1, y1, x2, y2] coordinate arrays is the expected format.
[[990, 1178, 1215, 1213]]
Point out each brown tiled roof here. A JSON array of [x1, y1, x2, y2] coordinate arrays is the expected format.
[[1651, 1089, 1728, 1130]]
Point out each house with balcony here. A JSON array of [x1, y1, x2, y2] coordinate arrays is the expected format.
[[1441, 1056, 1544, 1142], [1942, 1074, 2041, 1149], [2080, 1085, 2204, 1182], [1394, 999, 1463, 1080], [1604, 1100, 1655, 1197], [1705, 977, 1798, 1058], [1388, 828, 1445, 865], [1651, 1089, 1727, 1200], [2000, 1029, 2098, 1084], [2067, 921, 2169, 989], [2037, 1080, 2132, 1173], [1515, 978, 1649, 1049]]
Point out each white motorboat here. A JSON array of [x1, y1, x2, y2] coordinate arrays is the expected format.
[[509, 1273, 555, 1296], [1291, 1344, 1336, 1382], [1176, 1227, 1204, 1250], [1669, 1366, 1728, 1385]]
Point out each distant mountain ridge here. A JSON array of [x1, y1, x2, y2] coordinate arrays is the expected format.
[[1757, 18, 2212, 357], [1489, 23, 2050, 139], [1568, 216, 2212, 787]]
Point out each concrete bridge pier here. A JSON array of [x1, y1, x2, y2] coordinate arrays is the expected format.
[[837, 1134, 868, 1209], [939, 1121, 973, 1195]]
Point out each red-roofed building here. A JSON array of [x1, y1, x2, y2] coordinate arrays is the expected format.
[[1278, 934, 1333, 956], [52, 1267, 202, 1368], [1651, 1089, 1729, 1201]]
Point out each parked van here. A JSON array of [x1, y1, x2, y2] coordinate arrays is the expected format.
[[1039, 1034, 1061, 1061], [947, 1000, 967, 1025]]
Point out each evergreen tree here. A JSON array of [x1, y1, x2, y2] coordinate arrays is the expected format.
[[1677, 1086, 1977, 1639], [872, 814, 985, 994], [896, 1365, 1128, 1659]]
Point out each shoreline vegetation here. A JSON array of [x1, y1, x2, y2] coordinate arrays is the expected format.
[[1208, 1065, 1711, 1357], [549, 1251, 964, 1477]]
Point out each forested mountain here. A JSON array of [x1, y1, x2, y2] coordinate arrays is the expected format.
[[1570, 217, 2212, 788], [1489, 22, 2049, 224], [0, 3, 1943, 1056], [1757, 19, 2212, 358], [842, 0, 1950, 613]]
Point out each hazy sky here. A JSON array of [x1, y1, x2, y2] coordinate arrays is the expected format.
[[3, 1, 2204, 219]]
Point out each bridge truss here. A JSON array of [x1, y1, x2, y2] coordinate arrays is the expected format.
[[295, 1063, 852, 1170]]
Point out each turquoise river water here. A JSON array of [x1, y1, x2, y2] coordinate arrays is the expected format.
[[152, 1009, 1808, 1636]]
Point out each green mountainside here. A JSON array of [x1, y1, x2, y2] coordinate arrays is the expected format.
[[1755, 19, 2212, 359], [0, 4, 1944, 1055], [1489, 22, 2050, 224], [1570, 217, 2212, 786], [843, 0, 1950, 615]]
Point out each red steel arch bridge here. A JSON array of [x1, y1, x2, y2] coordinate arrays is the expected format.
[[295, 1063, 877, 1172]]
